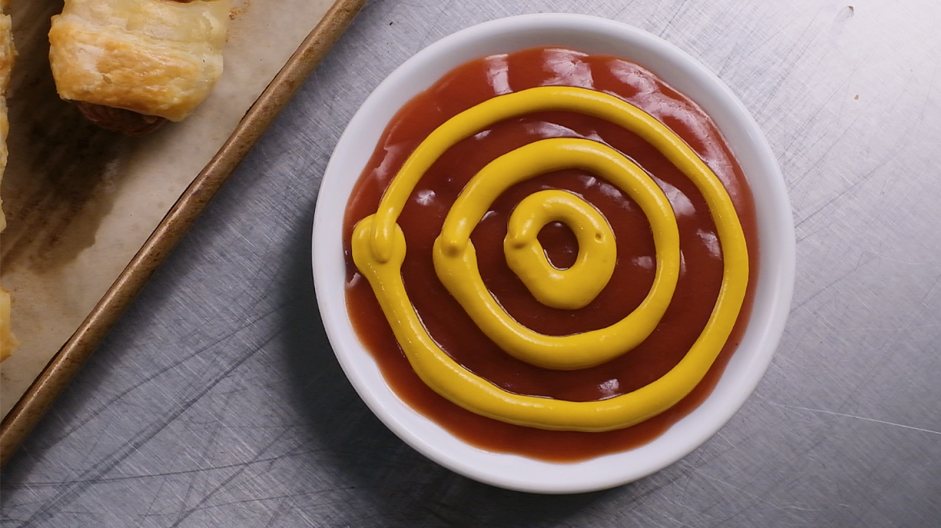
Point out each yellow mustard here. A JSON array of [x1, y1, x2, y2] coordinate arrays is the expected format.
[[435, 138, 679, 370], [351, 85, 748, 432], [505, 187, 615, 311]]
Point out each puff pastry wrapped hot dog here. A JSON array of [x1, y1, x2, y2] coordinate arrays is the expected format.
[[49, 0, 230, 135], [1, 0, 14, 361]]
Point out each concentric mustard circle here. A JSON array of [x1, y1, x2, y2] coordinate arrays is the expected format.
[[350, 85, 749, 432], [435, 138, 680, 370], [505, 187, 616, 311]]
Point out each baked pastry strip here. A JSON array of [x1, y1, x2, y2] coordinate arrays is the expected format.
[[49, 0, 230, 122], [1, 0, 14, 361]]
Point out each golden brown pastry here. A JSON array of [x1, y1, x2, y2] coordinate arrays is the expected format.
[[0, 288, 13, 363], [1, 0, 15, 362], [48, 0, 230, 130]]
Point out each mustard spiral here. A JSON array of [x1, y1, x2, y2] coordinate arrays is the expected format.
[[351, 86, 748, 432]]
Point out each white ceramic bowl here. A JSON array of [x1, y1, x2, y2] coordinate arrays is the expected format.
[[312, 14, 795, 493]]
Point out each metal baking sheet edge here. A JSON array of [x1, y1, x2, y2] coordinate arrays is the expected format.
[[0, 0, 368, 468]]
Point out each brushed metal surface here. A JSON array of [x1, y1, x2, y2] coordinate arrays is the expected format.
[[3, 0, 940, 526]]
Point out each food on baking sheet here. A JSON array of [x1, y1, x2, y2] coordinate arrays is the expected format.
[[48, 0, 230, 135], [0, 288, 13, 362], [1, 0, 15, 362], [343, 47, 759, 461]]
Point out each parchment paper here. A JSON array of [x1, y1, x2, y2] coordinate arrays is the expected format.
[[0, 0, 335, 418]]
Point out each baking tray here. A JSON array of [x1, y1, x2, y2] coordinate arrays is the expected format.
[[0, 0, 367, 467]]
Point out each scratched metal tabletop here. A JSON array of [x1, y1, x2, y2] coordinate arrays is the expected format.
[[3, 0, 940, 526]]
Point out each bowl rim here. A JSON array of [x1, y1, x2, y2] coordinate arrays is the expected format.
[[312, 13, 795, 493]]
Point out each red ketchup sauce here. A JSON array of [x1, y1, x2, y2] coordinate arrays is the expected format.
[[342, 47, 759, 462]]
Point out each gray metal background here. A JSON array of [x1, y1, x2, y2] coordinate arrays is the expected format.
[[3, 0, 940, 526]]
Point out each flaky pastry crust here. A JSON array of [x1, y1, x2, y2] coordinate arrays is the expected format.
[[49, 0, 230, 122], [0, 5, 11, 197], [1, 1, 14, 361]]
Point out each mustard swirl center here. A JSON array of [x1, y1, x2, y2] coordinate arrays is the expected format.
[[350, 85, 749, 432], [505, 187, 616, 311]]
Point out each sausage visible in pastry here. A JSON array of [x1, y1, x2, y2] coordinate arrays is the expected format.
[[48, 0, 230, 125]]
